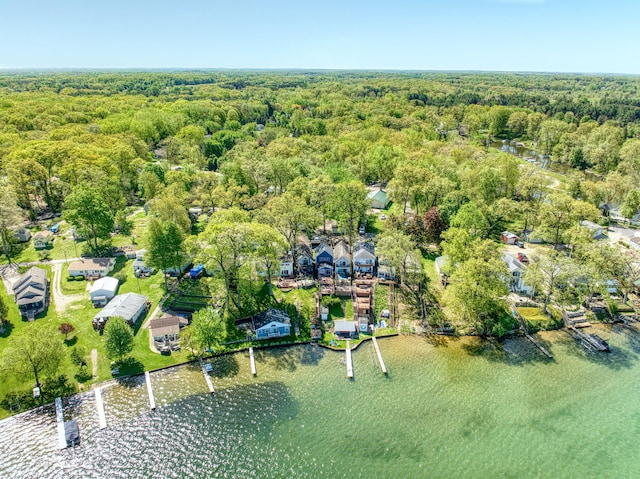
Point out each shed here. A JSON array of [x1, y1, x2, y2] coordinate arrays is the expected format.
[[14, 228, 31, 243], [501, 231, 519, 245], [89, 277, 119, 306]]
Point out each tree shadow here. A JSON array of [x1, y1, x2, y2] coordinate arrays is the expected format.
[[117, 357, 145, 376], [254, 344, 323, 372], [560, 327, 636, 370], [460, 335, 556, 366], [208, 354, 240, 378], [110, 256, 128, 276], [64, 336, 78, 347], [0, 322, 14, 338], [74, 367, 92, 383], [424, 333, 459, 348]]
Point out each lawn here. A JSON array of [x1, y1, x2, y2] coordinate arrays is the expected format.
[[374, 283, 389, 318], [60, 263, 90, 295], [517, 306, 552, 329]]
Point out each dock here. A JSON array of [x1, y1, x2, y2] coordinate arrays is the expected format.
[[524, 332, 553, 359], [345, 340, 354, 378], [371, 337, 388, 374], [55, 397, 66, 449], [249, 347, 257, 376], [199, 358, 215, 394], [145, 371, 156, 410], [94, 388, 107, 429], [569, 326, 610, 352]]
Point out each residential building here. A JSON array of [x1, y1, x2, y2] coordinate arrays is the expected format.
[[580, 220, 605, 239], [280, 253, 294, 278], [92, 292, 149, 329], [150, 314, 186, 351], [68, 258, 116, 279], [133, 249, 155, 276], [502, 253, 533, 295], [13, 266, 49, 320], [501, 231, 519, 245], [334, 320, 357, 338], [334, 241, 351, 278], [33, 230, 54, 249], [366, 189, 389, 209], [315, 243, 334, 277], [253, 309, 291, 340], [14, 228, 31, 243], [353, 246, 376, 274]]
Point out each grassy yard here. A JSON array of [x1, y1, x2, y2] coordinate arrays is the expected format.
[[517, 306, 553, 330]]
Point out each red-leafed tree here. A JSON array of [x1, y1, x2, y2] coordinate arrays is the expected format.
[[423, 207, 447, 244]]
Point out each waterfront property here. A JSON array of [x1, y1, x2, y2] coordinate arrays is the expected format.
[[92, 292, 149, 329], [68, 258, 116, 279], [89, 276, 119, 307], [334, 241, 351, 278], [149, 314, 185, 352], [253, 309, 291, 340], [12, 266, 49, 320], [334, 320, 357, 338], [503, 252, 533, 295]]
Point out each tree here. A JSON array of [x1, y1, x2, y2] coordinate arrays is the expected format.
[[252, 224, 288, 296], [0, 182, 25, 264], [145, 218, 186, 286], [1, 325, 64, 387], [376, 229, 417, 285], [59, 323, 75, 341], [186, 307, 226, 355], [444, 247, 510, 337], [103, 317, 134, 363], [523, 251, 575, 313], [308, 175, 335, 234], [538, 193, 599, 248], [449, 202, 488, 239], [0, 294, 8, 327], [332, 181, 368, 281], [64, 183, 114, 255]]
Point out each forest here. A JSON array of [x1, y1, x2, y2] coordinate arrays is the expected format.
[[1, 70, 640, 411]]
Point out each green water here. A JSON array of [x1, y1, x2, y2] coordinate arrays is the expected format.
[[2, 325, 640, 478]]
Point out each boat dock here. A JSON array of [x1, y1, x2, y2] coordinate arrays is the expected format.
[[199, 358, 215, 394], [145, 371, 156, 410], [249, 347, 257, 376], [569, 326, 610, 352], [55, 397, 66, 449], [345, 340, 354, 378], [371, 337, 387, 374], [94, 388, 107, 429], [524, 332, 553, 359]]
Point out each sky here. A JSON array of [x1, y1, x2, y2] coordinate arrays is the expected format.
[[0, 0, 638, 73]]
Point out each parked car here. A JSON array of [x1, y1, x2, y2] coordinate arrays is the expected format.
[[358, 225, 366, 234], [517, 252, 529, 263], [516, 241, 525, 248], [379, 214, 387, 220]]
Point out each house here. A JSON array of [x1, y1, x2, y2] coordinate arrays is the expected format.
[[89, 276, 119, 307], [92, 292, 149, 329], [280, 253, 294, 278], [253, 309, 291, 340], [334, 241, 351, 278], [133, 249, 155, 276], [296, 244, 314, 276], [580, 220, 605, 239], [320, 306, 329, 320], [501, 231, 519, 245], [630, 236, 640, 250], [502, 253, 533, 295], [68, 258, 116, 279], [13, 266, 49, 320], [434, 256, 449, 276], [14, 228, 31, 243], [33, 230, 54, 249], [366, 189, 389, 209], [334, 320, 357, 338], [315, 243, 334, 277], [353, 246, 376, 274], [149, 314, 186, 351], [377, 264, 396, 281]]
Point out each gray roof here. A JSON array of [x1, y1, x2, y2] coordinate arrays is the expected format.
[[149, 315, 180, 337], [502, 253, 525, 273], [315, 243, 333, 258], [94, 292, 148, 322], [253, 308, 291, 330], [13, 267, 47, 306], [334, 241, 350, 261], [334, 320, 356, 332], [90, 276, 119, 295]]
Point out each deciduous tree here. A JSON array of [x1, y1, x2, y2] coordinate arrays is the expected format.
[[103, 316, 134, 363]]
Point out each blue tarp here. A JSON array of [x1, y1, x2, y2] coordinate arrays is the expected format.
[[50, 223, 60, 233], [189, 264, 204, 279]]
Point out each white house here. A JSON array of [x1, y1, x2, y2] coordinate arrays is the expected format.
[[68, 258, 116, 279], [280, 253, 294, 278], [89, 276, 119, 307], [33, 230, 53, 249], [92, 292, 148, 329], [502, 253, 533, 295], [353, 247, 376, 274], [133, 249, 155, 276], [334, 320, 357, 338], [334, 241, 351, 277]]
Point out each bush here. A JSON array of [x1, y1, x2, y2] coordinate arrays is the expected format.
[[70, 346, 88, 367], [113, 271, 127, 284]]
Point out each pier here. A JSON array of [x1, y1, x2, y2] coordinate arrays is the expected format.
[[55, 397, 66, 449], [145, 371, 156, 410], [94, 388, 107, 429], [523, 332, 554, 359], [371, 337, 388, 374], [569, 326, 610, 352], [249, 347, 257, 376], [345, 340, 354, 378], [199, 358, 215, 394], [511, 305, 553, 359]]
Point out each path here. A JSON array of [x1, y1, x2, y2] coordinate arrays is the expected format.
[[51, 262, 85, 314], [91, 349, 98, 379]]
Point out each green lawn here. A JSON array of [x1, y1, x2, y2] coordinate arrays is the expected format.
[[60, 263, 90, 295]]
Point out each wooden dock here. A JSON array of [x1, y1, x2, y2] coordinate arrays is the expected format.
[[199, 359, 215, 394], [524, 332, 553, 359], [55, 397, 66, 449], [345, 340, 354, 378], [145, 371, 156, 410], [94, 388, 107, 429], [371, 337, 388, 374], [249, 347, 257, 376], [569, 326, 610, 352]]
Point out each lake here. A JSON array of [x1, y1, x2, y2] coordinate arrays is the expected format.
[[2, 327, 640, 478]]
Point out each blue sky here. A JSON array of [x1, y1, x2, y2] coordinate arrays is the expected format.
[[0, 0, 638, 73]]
